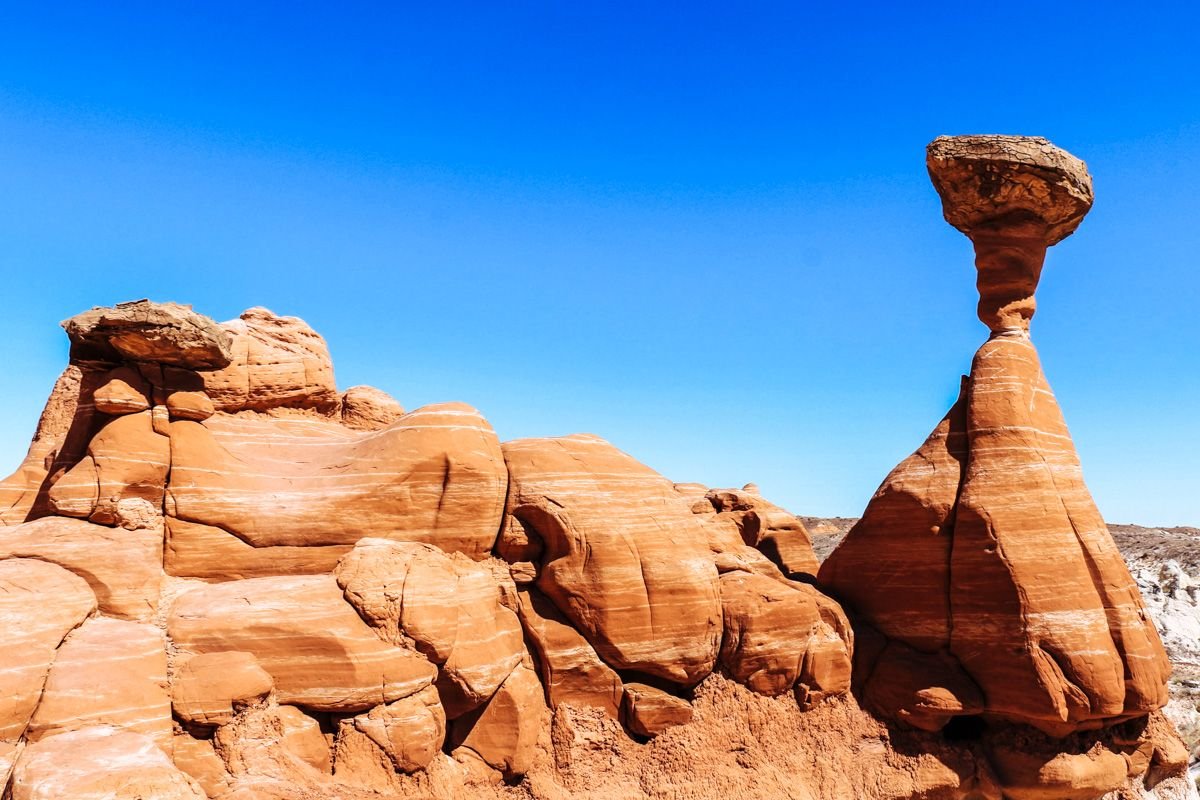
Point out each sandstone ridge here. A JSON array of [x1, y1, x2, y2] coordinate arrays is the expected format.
[[0, 136, 1189, 800]]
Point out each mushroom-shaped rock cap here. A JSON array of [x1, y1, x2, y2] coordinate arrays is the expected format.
[[927, 135, 1093, 245], [63, 299, 234, 370]]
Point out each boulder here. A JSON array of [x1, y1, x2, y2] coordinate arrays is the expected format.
[[168, 574, 436, 712], [0, 558, 97, 742], [705, 487, 821, 578], [269, 706, 331, 773], [62, 299, 233, 369], [349, 684, 445, 773], [621, 683, 693, 738], [0, 515, 162, 621], [987, 743, 1127, 800], [516, 586, 623, 717], [340, 385, 405, 431], [335, 538, 525, 717], [171, 651, 274, 726], [166, 390, 215, 421], [10, 726, 206, 800], [926, 134, 1093, 246], [451, 662, 547, 779], [504, 434, 722, 685], [48, 410, 170, 526], [718, 571, 851, 698], [166, 403, 507, 566], [92, 367, 150, 415], [26, 617, 171, 748], [200, 307, 339, 413]]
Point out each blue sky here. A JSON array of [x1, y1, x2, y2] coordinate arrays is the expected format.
[[0, 2, 1197, 524]]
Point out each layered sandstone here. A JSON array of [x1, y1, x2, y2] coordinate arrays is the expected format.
[[0, 137, 1187, 800], [821, 135, 1172, 741]]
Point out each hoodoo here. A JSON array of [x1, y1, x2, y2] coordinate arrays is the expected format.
[[821, 136, 1175, 770], [0, 139, 1189, 800]]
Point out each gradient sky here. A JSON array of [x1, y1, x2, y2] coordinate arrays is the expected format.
[[1, 3, 1197, 525]]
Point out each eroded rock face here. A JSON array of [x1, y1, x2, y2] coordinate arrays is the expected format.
[[349, 684, 446, 773], [503, 434, 722, 685], [340, 385, 405, 430], [0, 559, 97, 743], [47, 409, 170, 526], [450, 662, 547, 779], [168, 575, 436, 712], [25, 617, 171, 748], [0, 516, 162, 621], [171, 651, 274, 727], [335, 539, 526, 718], [63, 299, 234, 369], [0, 164, 1184, 800], [201, 307, 339, 413], [718, 571, 852, 699], [165, 403, 508, 572], [822, 135, 1171, 743], [516, 586, 623, 717], [11, 726, 206, 800], [0, 365, 88, 526], [621, 683, 693, 738], [702, 487, 821, 579]]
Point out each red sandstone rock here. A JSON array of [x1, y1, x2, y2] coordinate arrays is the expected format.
[[0, 558, 97, 742], [213, 705, 334, 790], [705, 488, 821, 578], [11, 726, 207, 800], [951, 334, 1169, 733], [718, 571, 852, 699], [165, 403, 507, 575], [200, 307, 339, 413], [340, 385, 405, 430], [269, 706, 331, 773], [164, 517, 351, 580], [172, 732, 232, 797], [25, 617, 172, 748], [168, 574, 436, 712], [63, 299, 234, 369], [0, 165, 1186, 800], [166, 390, 215, 421], [451, 662, 547, 779], [621, 683, 693, 738], [171, 651, 275, 727], [823, 136, 1171, 741], [0, 515, 161, 621], [516, 586, 623, 717], [504, 434, 722, 685], [987, 743, 1128, 800], [335, 539, 525, 717], [47, 409, 170, 526], [350, 684, 446, 773], [92, 366, 151, 415], [819, 383, 967, 653]]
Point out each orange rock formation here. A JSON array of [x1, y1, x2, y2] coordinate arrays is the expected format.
[[0, 136, 1188, 800]]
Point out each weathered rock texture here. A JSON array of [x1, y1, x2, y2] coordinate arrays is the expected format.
[[821, 135, 1173, 750], [0, 138, 1187, 800]]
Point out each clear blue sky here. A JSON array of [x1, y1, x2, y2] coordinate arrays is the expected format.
[[0, 2, 1197, 525]]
